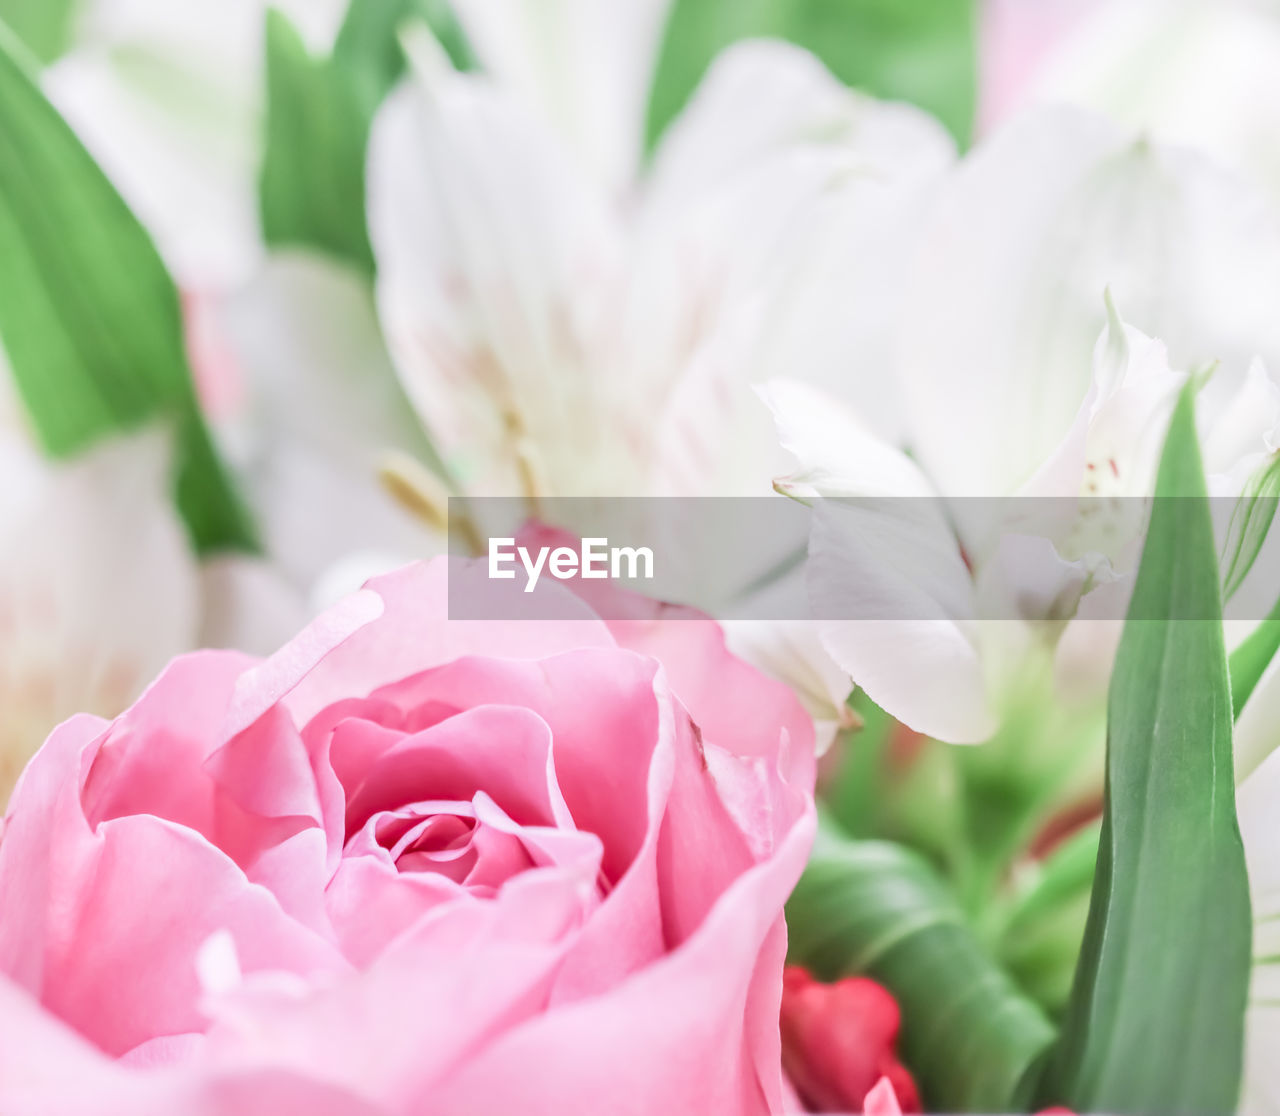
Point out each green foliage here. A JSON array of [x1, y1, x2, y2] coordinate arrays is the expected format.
[[788, 817, 1056, 1112], [0, 1, 77, 64], [260, 0, 473, 272], [0, 24, 256, 553]]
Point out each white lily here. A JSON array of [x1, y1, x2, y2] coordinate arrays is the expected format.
[[44, 0, 347, 288]]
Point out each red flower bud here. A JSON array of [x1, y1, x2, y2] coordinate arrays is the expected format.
[[780, 966, 921, 1114]]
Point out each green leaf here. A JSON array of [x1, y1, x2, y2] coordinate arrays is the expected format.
[[996, 824, 1099, 1017], [788, 816, 1056, 1112], [335, 0, 473, 103], [260, 0, 473, 272], [0, 23, 256, 554], [260, 9, 377, 272], [645, 0, 977, 152], [822, 693, 966, 872], [0, 2, 77, 65], [1036, 385, 1252, 1113]]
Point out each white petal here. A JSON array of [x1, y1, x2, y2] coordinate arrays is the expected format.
[[368, 70, 639, 499], [646, 40, 954, 217], [899, 105, 1280, 498], [640, 41, 955, 463], [723, 618, 853, 756], [761, 379, 938, 501], [1237, 746, 1280, 1114], [807, 496, 995, 744], [450, 0, 673, 192], [218, 252, 443, 587], [1203, 358, 1280, 482], [763, 378, 994, 741], [0, 429, 199, 800], [1052, 572, 1133, 707]]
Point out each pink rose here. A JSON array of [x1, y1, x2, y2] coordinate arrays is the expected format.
[[0, 559, 815, 1115]]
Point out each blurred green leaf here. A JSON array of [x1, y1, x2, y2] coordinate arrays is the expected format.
[[261, 10, 376, 272], [0, 23, 256, 553], [335, 0, 473, 104], [0, 2, 76, 65], [788, 816, 1055, 1112], [261, 0, 473, 272], [996, 824, 1099, 1017], [950, 667, 1106, 923], [1036, 385, 1251, 1113], [822, 691, 967, 872], [645, 0, 977, 151]]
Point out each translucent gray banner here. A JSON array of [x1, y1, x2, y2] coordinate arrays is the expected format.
[[445, 496, 1280, 623]]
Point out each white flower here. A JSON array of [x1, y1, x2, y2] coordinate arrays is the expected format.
[[367, 34, 954, 505], [770, 314, 1278, 742]]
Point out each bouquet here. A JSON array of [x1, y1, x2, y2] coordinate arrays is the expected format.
[[0, 1, 1277, 1113]]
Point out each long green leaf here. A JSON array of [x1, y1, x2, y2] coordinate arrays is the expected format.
[[0, 23, 256, 553], [788, 816, 1055, 1112], [260, 0, 472, 272], [1036, 385, 1252, 1112], [0, 1, 76, 64], [645, 0, 977, 151]]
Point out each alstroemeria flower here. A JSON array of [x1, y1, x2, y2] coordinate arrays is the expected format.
[[768, 303, 1280, 745], [367, 34, 953, 504], [221, 30, 955, 742], [45, 0, 347, 288], [765, 105, 1280, 744]]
